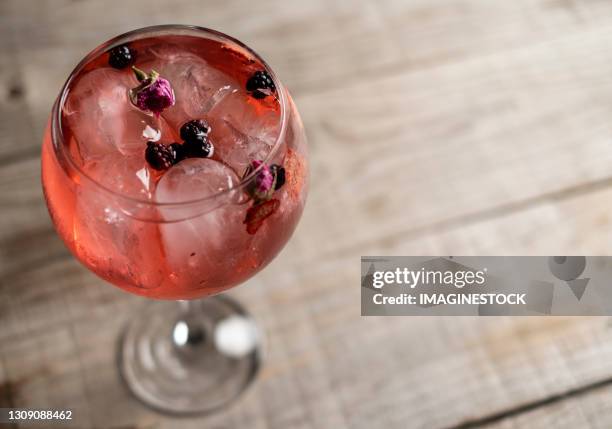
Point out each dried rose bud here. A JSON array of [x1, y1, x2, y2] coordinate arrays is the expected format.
[[129, 66, 175, 116], [244, 160, 276, 202]]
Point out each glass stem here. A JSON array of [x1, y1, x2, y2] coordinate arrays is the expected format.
[[173, 300, 207, 349]]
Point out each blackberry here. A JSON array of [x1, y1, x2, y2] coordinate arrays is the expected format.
[[145, 142, 175, 170], [270, 164, 286, 190], [108, 45, 134, 69], [180, 119, 210, 142], [170, 143, 186, 163], [184, 136, 214, 158], [246, 70, 276, 99]]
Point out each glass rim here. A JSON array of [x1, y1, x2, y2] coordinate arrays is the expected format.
[[51, 24, 288, 208]]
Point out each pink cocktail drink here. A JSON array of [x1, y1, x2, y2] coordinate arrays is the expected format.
[[42, 25, 308, 414], [42, 29, 307, 300]]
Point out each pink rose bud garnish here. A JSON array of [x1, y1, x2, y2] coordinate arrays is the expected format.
[[129, 66, 175, 116], [245, 160, 276, 202]]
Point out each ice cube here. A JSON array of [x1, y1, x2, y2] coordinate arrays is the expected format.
[[140, 52, 236, 130], [73, 169, 165, 290], [156, 158, 251, 288], [209, 89, 280, 146], [204, 90, 280, 173], [82, 155, 155, 200], [64, 68, 166, 159], [208, 118, 273, 174], [156, 158, 240, 204]]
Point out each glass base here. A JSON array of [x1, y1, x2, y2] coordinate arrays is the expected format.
[[119, 296, 261, 414]]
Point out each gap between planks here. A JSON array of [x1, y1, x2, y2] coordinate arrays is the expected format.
[[445, 372, 612, 429], [314, 172, 612, 262]]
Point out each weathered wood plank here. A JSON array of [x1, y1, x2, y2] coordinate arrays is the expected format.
[[0, 31, 39, 164], [3, 0, 398, 158], [280, 256, 612, 429], [0, 157, 68, 277], [7, 0, 612, 157], [294, 22, 612, 260], [3, 182, 612, 427], [0, 327, 93, 428], [4, 264, 612, 429], [3, 0, 612, 272], [4, 56, 612, 425], [9, 0, 612, 94], [7, 21, 612, 270], [484, 383, 612, 429]]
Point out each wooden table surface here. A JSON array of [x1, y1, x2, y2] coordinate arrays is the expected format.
[[4, 0, 612, 428]]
